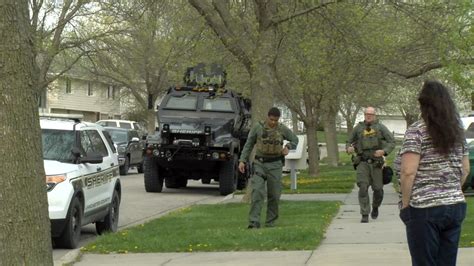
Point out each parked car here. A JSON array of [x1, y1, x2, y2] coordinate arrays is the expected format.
[[96, 119, 146, 137], [40, 114, 121, 249], [103, 127, 145, 175], [461, 117, 474, 143], [465, 123, 474, 144], [463, 141, 474, 192]]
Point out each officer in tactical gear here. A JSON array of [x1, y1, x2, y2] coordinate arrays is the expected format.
[[238, 107, 298, 229], [346, 106, 395, 223]]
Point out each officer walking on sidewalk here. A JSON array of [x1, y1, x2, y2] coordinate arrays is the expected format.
[[346, 106, 395, 223], [238, 107, 298, 229]]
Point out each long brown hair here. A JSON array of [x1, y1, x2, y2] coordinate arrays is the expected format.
[[418, 80, 464, 154]]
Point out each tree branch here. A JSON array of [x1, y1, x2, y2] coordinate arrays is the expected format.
[[272, 0, 339, 26], [40, 49, 92, 89], [86, 52, 148, 109], [188, 0, 253, 72], [382, 58, 474, 79]]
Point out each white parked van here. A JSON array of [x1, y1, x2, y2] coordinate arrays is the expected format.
[[96, 119, 142, 130]]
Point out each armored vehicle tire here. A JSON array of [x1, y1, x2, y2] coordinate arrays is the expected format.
[[55, 197, 82, 249], [144, 156, 163, 192], [219, 155, 237, 195], [96, 190, 120, 235], [165, 176, 180, 189], [120, 157, 130, 175], [137, 161, 144, 173]]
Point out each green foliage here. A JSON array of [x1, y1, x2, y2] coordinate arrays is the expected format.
[[459, 197, 474, 247], [121, 106, 149, 126], [82, 201, 340, 253]]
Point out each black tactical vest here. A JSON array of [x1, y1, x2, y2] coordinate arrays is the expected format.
[[256, 122, 284, 156], [356, 123, 383, 153]]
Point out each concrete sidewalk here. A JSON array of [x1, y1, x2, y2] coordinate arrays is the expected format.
[[71, 185, 474, 266]]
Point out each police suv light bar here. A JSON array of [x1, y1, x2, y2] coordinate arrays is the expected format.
[[39, 113, 83, 123]]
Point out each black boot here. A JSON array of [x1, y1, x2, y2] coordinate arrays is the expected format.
[[361, 215, 369, 223], [247, 222, 260, 229], [371, 207, 379, 219]]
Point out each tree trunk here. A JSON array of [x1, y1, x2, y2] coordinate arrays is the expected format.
[[404, 112, 418, 128], [306, 122, 320, 176], [291, 110, 299, 133], [0, 1, 53, 264], [146, 109, 157, 134], [323, 108, 339, 167], [250, 72, 274, 122], [346, 117, 354, 136], [249, 32, 278, 122]]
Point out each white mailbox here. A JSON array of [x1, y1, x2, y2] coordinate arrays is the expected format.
[[283, 135, 307, 190], [283, 135, 308, 170]]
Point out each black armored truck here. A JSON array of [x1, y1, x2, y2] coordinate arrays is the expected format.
[[143, 64, 252, 195]]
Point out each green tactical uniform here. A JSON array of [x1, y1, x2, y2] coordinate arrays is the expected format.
[[347, 120, 395, 216], [240, 121, 298, 227]]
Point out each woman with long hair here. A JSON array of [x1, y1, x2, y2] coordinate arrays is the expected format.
[[398, 80, 469, 266]]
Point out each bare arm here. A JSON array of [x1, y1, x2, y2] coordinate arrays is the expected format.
[[400, 152, 420, 209], [461, 155, 470, 186]]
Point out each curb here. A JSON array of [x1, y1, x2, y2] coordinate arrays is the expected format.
[[54, 249, 81, 266]]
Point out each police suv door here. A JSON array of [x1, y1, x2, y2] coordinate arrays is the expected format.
[[79, 128, 116, 217]]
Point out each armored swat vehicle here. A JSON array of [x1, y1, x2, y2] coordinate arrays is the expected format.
[[143, 64, 252, 195]]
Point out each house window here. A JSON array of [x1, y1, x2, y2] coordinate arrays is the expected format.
[[112, 85, 117, 99], [87, 82, 93, 96], [65, 78, 71, 94]]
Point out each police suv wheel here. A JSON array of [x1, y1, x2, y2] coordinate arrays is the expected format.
[[56, 197, 82, 249], [96, 190, 120, 235]]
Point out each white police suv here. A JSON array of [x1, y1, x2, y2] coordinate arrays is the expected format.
[[40, 114, 121, 249]]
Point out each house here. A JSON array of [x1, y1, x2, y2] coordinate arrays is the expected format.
[[377, 114, 408, 138], [38, 75, 122, 122]]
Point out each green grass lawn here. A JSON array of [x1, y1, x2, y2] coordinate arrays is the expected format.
[[460, 197, 474, 247], [82, 201, 340, 253], [316, 130, 348, 144], [281, 151, 355, 194], [282, 163, 355, 194]]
